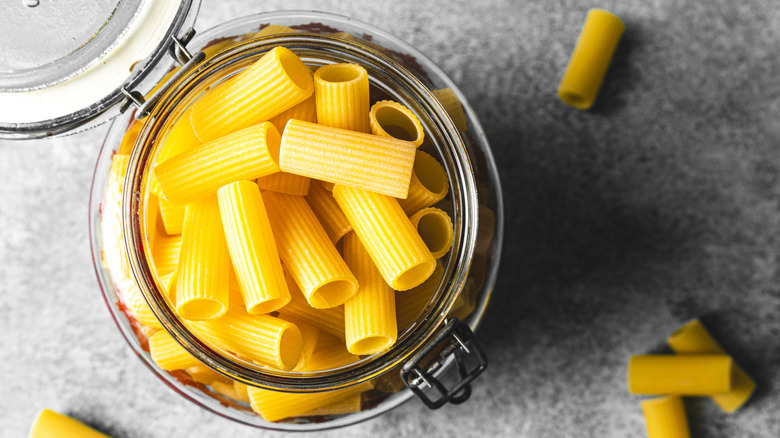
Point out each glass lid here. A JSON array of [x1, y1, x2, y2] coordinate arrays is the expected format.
[[0, 0, 200, 139]]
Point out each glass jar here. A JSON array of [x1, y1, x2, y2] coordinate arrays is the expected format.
[[89, 11, 503, 431]]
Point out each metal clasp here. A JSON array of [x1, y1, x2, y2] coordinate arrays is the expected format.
[[401, 318, 488, 409], [120, 27, 206, 119]]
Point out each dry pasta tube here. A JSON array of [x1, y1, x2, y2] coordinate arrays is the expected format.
[[155, 122, 281, 205], [190, 46, 313, 142], [342, 232, 398, 355], [306, 342, 360, 371], [29, 409, 109, 438], [398, 150, 449, 215], [627, 355, 732, 395], [149, 107, 200, 198], [408, 207, 454, 259], [176, 197, 230, 320], [149, 329, 201, 371], [218, 181, 290, 314], [306, 180, 352, 243], [369, 100, 424, 147], [277, 270, 346, 339], [118, 120, 142, 154], [186, 364, 230, 386], [248, 381, 373, 422], [280, 119, 417, 199], [301, 395, 362, 417], [314, 63, 371, 133], [144, 192, 160, 248], [641, 396, 691, 438], [211, 380, 247, 403], [158, 196, 186, 235], [278, 314, 321, 371], [558, 9, 624, 110], [333, 185, 436, 290], [395, 262, 444, 331], [152, 234, 182, 278], [431, 88, 467, 132], [233, 381, 251, 404], [188, 310, 302, 371], [159, 270, 177, 302], [262, 191, 358, 308], [667, 319, 756, 413]]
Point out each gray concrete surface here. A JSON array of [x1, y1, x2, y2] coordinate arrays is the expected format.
[[3, 0, 780, 436]]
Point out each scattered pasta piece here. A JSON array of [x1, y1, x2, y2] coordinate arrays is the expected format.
[[628, 355, 732, 395], [30, 409, 110, 438], [641, 396, 691, 438]]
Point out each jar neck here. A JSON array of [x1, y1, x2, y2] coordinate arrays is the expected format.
[[123, 35, 479, 391]]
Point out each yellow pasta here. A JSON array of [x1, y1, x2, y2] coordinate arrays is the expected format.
[[159, 270, 177, 302], [188, 309, 302, 371], [314, 63, 370, 133], [262, 191, 358, 309], [307, 341, 360, 371], [558, 9, 624, 110], [277, 271, 346, 339], [333, 185, 436, 290], [278, 314, 321, 371], [408, 207, 453, 259], [279, 119, 417, 198], [211, 380, 247, 403], [186, 364, 230, 386], [158, 197, 186, 235], [369, 100, 424, 147], [627, 355, 732, 395], [233, 381, 251, 404], [118, 120, 142, 155], [149, 107, 201, 198], [247, 381, 373, 423], [144, 192, 160, 248], [176, 197, 230, 320], [342, 232, 397, 355], [301, 395, 362, 417], [257, 96, 318, 196], [641, 396, 691, 438], [432, 88, 468, 132], [254, 24, 298, 37], [395, 262, 444, 331], [29, 409, 109, 438], [398, 150, 449, 215], [667, 319, 756, 413], [306, 180, 352, 243], [190, 46, 313, 142], [152, 234, 182, 278], [149, 329, 201, 371], [217, 181, 290, 314], [155, 122, 282, 205]]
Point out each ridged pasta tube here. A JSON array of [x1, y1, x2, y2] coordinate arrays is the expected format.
[[30, 409, 109, 438], [262, 191, 358, 309], [342, 232, 398, 355], [641, 396, 691, 438], [667, 319, 756, 413], [190, 46, 313, 142], [149, 329, 201, 371], [307, 342, 360, 371], [257, 96, 317, 196], [369, 100, 424, 146], [149, 107, 201, 198], [152, 234, 182, 278], [217, 181, 290, 314], [408, 207, 454, 259], [155, 122, 282, 205], [176, 197, 231, 320], [279, 119, 417, 198], [247, 381, 373, 422], [558, 9, 624, 110], [188, 310, 302, 371], [627, 355, 732, 395], [306, 180, 352, 243], [277, 271, 346, 339], [278, 314, 321, 371], [158, 196, 186, 235], [398, 150, 449, 215], [186, 364, 230, 386], [395, 262, 444, 331], [314, 63, 370, 133], [333, 185, 436, 290], [432, 88, 468, 132]]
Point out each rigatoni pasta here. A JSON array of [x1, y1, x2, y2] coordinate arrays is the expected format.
[[627, 355, 732, 395], [152, 234, 182, 278], [279, 119, 417, 198], [398, 150, 449, 215], [408, 207, 454, 259], [277, 271, 346, 339], [158, 196, 186, 235], [369, 100, 424, 146], [217, 181, 290, 314], [149, 329, 201, 371], [155, 122, 282, 205], [314, 63, 370, 133], [278, 314, 321, 371], [306, 180, 352, 243], [432, 88, 468, 132], [190, 46, 314, 142], [248, 381, 373, 422], [395, 262, 444, 331], [149, 107, 201, 198], [333, 185, 436, 290], [641, 396, 691, 438], [30, 409, 109, 438]]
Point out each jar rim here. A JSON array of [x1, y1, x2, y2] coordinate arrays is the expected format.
[[124, 24, 480, 392]]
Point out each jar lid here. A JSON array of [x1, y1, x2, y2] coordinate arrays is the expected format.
[[0, 0, 200, 139]]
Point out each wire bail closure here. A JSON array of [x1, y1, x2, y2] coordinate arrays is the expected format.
[[401, 318, 488, 409]]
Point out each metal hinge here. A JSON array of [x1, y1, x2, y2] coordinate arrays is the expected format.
[[401, 318, 488, 409], [120, 27, 206, 119]]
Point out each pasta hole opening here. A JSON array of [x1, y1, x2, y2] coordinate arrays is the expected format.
[[309, 279, 358, 308], [247, 296, 290, 315], [276, 47, 314, 92], [263, 122, 282, 167], [393, 260, 436, 291], [317, 63, 365, 83], [177, 299, 226, 321], [558, 90, 590, 109], [417, 212, 453, 255], [349, 335, 394, 356], [278, 324, 304, 371], [375, 106, 421, 143], [414, 153, 448, 196]]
